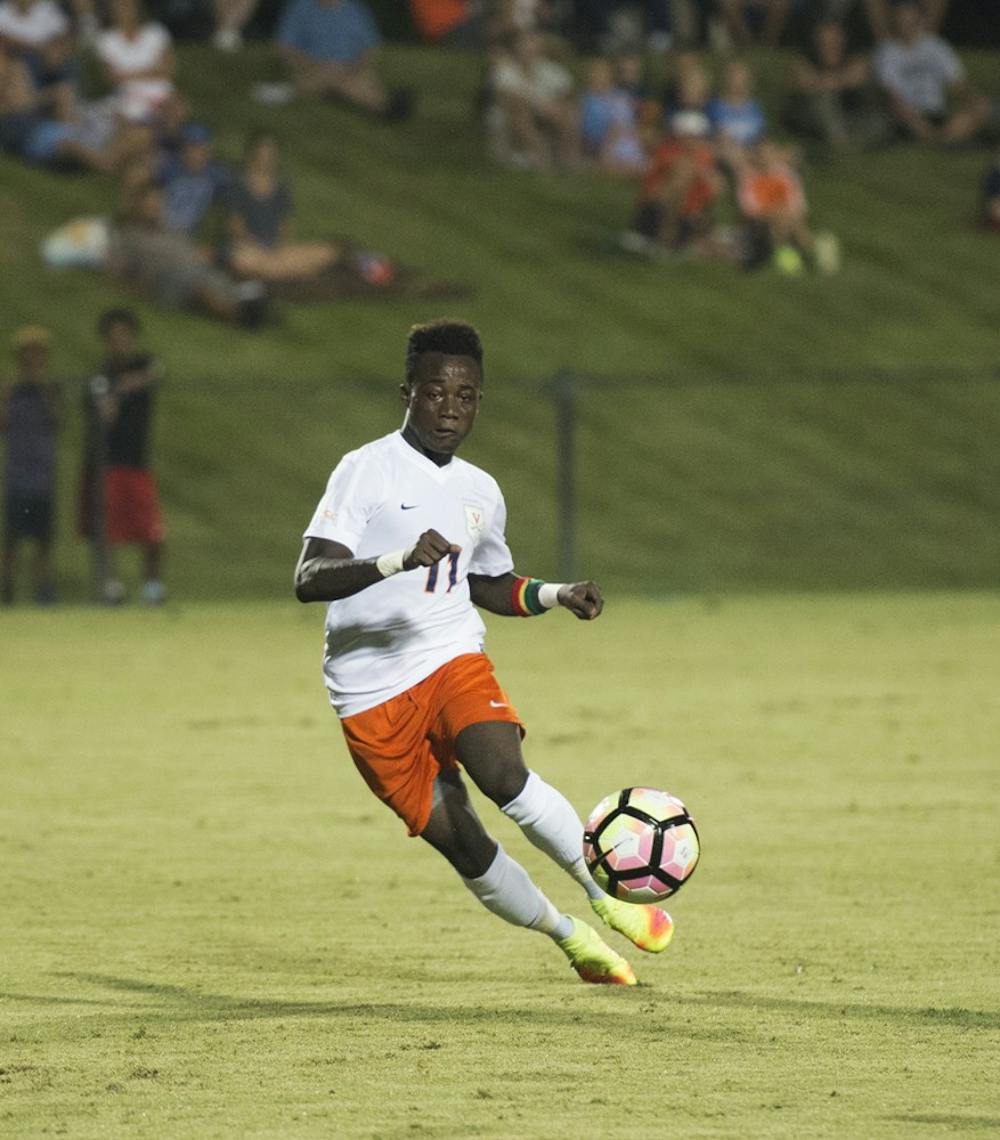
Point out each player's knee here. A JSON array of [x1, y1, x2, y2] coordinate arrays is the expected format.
[[482, 765, 529, 809]]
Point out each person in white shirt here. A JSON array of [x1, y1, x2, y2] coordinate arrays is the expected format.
[[95, 0, 174, 122], [0, 0, 74, 92], [874, 1, 989, 144], [489, 30, 580, 170], [295, 319, 676, 986]]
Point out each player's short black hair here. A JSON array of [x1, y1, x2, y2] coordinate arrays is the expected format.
[[97, 307, 141, 337], [405, 319, 483, 387]]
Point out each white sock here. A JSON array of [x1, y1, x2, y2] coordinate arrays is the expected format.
[[501, 771, 605, 900], [462, 844, 572, 939]]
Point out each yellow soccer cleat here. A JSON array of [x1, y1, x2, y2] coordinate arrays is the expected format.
[[556, 918, 637, 986], [589, 894, 675, 954]]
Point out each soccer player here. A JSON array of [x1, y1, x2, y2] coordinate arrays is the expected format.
[[295, 319, 674, 985]]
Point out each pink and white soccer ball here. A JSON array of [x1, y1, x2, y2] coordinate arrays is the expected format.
[[583, 787, 700, 904]]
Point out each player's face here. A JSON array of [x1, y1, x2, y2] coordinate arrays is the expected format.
[[401, 353, 482, 462]]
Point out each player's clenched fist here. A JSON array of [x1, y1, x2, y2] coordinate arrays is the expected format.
[[557, 581, 604, 621], [403, 529, 462, 570]]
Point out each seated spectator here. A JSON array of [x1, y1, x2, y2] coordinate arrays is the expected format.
[[489, 30, 579, 170], [630, 113, 723, 250], [0, 41, 150, 171], [0, 0, 73, 90], [707, 58, 767, 147], [95, 0, 175, 124], [491, 0, 559, 40], [982, 150, 1000, 231], [874, 1, 990, 144], [786, 20, 889, 150], [224, 131, 340, 282], [213, 0, 258, 51], [717, 0, 792, 46], [409, 0, 484, 48], [579, 57, 646, 174], [276, 0, 412, 121], [158, 121, 229, 236], [109, 178, 267, 325], [663, 53, 712, 138], [862, 0, 949, 41], [730, 137, 839, 272], [1, 324, 59, 606]]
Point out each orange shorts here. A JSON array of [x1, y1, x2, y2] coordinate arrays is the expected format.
[[340, 653, 523, 837]]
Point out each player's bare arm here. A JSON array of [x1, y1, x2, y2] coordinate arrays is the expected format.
[[469, 573, 604, 620], [295, 529, 461, 603]]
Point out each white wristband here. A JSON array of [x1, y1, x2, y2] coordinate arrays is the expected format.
[[537, 582, 566, 610], [376, 549, 407, 578]]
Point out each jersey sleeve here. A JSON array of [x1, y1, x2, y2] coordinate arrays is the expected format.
[[468, 486, 515, 577], [303, 450, 382, 552]]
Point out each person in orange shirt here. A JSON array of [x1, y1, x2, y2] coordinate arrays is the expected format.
[[733, 138, 813, 267], [408, 0, 483, 48], [632, 115, 723, 249]]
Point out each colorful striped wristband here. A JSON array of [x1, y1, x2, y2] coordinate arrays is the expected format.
[[511, 577, 549, 616]]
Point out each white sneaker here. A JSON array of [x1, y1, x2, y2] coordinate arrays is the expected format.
[[102, 578, 126, 605], [141, 579, 166, 605]]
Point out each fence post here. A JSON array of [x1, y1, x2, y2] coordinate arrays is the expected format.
[[550, 369, 578, 582]]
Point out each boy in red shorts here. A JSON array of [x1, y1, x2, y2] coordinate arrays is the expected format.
[[89, 308, 166, 604], [295, 319, 675, 986]]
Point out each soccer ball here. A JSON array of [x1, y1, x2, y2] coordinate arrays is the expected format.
[[583, 787, 700, 904]]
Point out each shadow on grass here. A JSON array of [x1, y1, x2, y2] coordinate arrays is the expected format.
[[886, 1116, 1000, 1131], [2, 976, 995, 1035], [675, 990, 1000, 1030]]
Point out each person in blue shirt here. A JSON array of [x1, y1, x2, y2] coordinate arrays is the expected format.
[[276, 0, 412, 120], [159, 122, 230, 236], [707, 59, 767, 148]]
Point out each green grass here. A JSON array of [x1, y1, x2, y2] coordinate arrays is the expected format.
[[2, 45, 999, 598], [3, 594, 999, 1137]]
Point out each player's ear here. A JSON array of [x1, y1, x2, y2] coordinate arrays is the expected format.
[[399, 383, 410, 406]]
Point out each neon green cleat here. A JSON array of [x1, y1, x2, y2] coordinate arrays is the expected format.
[[556, 918, 637, 986], [589, 895, 675, 954]]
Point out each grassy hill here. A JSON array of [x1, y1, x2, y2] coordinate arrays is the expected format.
[[1, 44, 998, 599]]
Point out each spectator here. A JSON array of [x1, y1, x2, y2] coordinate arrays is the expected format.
[[0, 41, 149, 172], [224, 131, 340, 282], [717, 0, 792, 46], [87, 308, 165, 604], [109, 178, 268, 325], [0, 0, 73, 90], [1, 325, 59, 606], [95, 0, 175, 124], [663, 53, 712, 137], [786, 20, 889, 150], [730, 137, 839, 272], [409, 0, 484, 48], [873, 1, 990, 144], [629, 113, 723, 250], [569, 0, 672, 54], [982, 150, 1000, 231], [213, 0, 258, 51], [276, 0, 412, 121], [489, 30, 579, 170], [861, 0, 949, 42], [707, 58, 767, 147], [491, 0, 559, 39], [579, 57, 646, 174], [159, 121, 230, 236]]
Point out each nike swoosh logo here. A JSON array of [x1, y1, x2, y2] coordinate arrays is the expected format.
[[400, 503, 419, 510], [489, 700, 508, 708]]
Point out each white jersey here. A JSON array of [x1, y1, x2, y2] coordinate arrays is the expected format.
[[303, 431, 514, 718]]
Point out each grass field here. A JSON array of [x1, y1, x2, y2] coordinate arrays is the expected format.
[[3, 593, 999, 1138]]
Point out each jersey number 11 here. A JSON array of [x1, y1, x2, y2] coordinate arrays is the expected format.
[[425, 551, 460, 594]]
